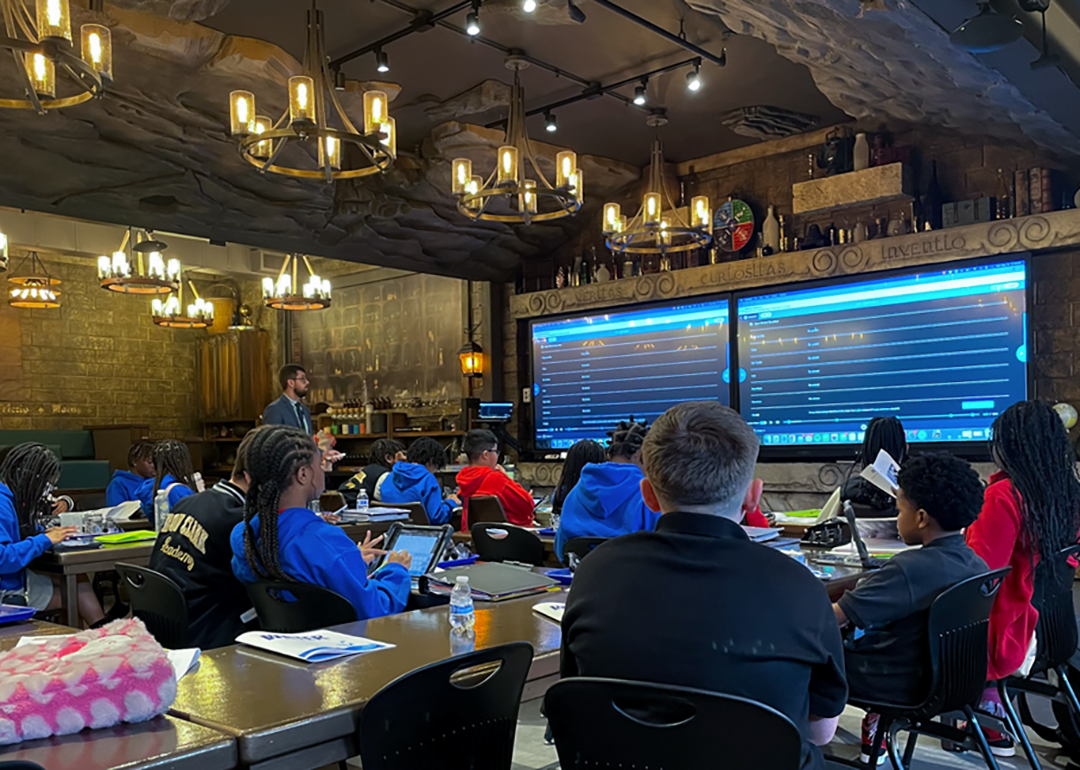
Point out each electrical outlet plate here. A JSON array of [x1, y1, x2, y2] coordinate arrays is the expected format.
[[522, 387, 532, 404]]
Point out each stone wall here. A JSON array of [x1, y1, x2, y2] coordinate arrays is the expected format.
[[0, 254, 201, 438]]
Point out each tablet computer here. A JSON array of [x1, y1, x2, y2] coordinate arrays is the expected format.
[[372, 523, 454, 582]]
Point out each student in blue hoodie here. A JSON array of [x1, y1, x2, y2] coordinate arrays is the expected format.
[[106, 442, 155, 507], [0, 443, 104, 624], [135, 440, 198, 526], [555, 420, 660, 562], [230, 425, 412, 619], [376, 437, 460, 525]]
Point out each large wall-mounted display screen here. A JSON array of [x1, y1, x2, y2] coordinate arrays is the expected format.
[[531, 297, 731, 450], [736, 258, 1028, 447]]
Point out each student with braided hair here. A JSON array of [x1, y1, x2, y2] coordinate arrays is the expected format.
[[135, 440, 198, 526], [106, 441, 155, 507], [554, 420, 660, 562], [229, 425, 412, 619], [965, 400, 1080, 756], [0, 443, 104, 625]]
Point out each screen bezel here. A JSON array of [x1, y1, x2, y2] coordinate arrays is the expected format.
[[527, 291, 735, 452], [731, 253, 1033, 463], [373, 523, 455, 577]]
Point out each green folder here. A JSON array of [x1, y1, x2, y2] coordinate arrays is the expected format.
[[94, 531, 158, 544]]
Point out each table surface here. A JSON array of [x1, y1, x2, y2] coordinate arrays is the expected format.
[[32, 542, 154, 572], [169, 589, 565, 764]]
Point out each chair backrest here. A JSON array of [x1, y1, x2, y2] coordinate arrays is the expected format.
[[469, 495, 507, 525], [0, 762, 47, 770], [1031, 543, 1080, 674], [246, 580, 357, 633], [561, 537, 608, 564], [359, 642, 534, 770], [471, 523, 545, 566], [398, 502, 430, 526], [545, 678, 802, 770], [921, 567, 1011, 716], [75, 492, 107, 511], [114, 562, 192, 649]]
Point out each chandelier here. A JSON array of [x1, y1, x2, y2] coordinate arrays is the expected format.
[[262, 254, 331, 311], [228, 3, 395, 183], [603, 136, 711, 254], [8, 251, 59, 308], [152, 279, 213, 329], [450, 66, 581, 224], [0, 0, 113, 112], [97, 229, 180, 294]]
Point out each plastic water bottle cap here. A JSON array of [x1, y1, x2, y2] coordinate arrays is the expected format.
[[456, 576, 469, 585]]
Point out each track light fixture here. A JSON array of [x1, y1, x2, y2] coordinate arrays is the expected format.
[[633, 81, 647, 106], [686, 59, 702, 92], [333, 68, 345, 90], [376, 49, 390, 73], [544, 111, 557, 132], [466, 9, 481, 35], [522, 0, 536, 12]]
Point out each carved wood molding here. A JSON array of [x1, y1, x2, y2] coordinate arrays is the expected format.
[[510, 210, 1080, 320]]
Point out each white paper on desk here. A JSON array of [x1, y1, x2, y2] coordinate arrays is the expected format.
[[532, 601, 564, 624], [859, 449, 900, 498], [106, 501, 143, 522], [236, 630, 395, 663], [14, 636, 201, 681]]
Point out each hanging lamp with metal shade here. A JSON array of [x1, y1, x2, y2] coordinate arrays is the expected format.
[[8, 251, 60, 308], [97, 228, 181, 295], [262, 254, 331, 311]]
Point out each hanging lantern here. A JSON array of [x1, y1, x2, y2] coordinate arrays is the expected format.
[[8, 251, 60, 309], [458, 340, 484, 378]]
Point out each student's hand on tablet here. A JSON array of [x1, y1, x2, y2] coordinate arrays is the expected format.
[[386, 550, 413, 569], [46, 526, 78, 544], [358, 532, 386, 565]]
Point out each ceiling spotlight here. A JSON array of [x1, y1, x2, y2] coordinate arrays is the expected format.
[[333, 68, 346, 91], [949, 2, 1023, 53], [466, 9, 481, 35], [545, 111, 557, 132], [633, 81, 647, 106], [523, 0, 537, 12], [686, 60, 702, 92], [376, 49, 390, 73]]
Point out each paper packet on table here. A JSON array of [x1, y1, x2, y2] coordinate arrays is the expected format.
[[236, 630, 394, 663], [859, 449, 900, 498]]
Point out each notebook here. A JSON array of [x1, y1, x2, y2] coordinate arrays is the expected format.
[[428, 563, 559, 602]]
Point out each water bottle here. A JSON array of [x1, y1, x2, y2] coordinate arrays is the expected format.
[[153, 489, 169, 533], [449, 576, 475, 639], [357, 488, 369, 515]]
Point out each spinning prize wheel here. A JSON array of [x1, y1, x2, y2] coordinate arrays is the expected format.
[[713, 199, 755, 252]]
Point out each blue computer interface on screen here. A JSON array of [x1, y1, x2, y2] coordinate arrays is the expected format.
[[532, 298, 731, 449], [737, 259, 1027, 446]]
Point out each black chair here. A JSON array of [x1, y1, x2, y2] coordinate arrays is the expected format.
[[545, 678, 802, 770], [999, 543, 1080, 770], [114, 563, 192, 649], [246, 580, 357, 633], [398, 501, 430, 526], [471, 522, 545, 565], [845, 567, 1012, 770], [0, 762, 47, 770], [359, 642, 533, 770], [74, 492, 107, 511], [468, 495, 507, 525], [561, 536, 608, 565]]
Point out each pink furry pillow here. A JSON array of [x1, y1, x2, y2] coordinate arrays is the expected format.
[[0, 618, 176, 744]]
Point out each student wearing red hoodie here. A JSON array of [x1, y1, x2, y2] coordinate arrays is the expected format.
[[456, 429, 535, 529], [965, 400, 1080, 757]]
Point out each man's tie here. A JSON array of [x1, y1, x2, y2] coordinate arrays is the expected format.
[[294, 401, 307, 432]]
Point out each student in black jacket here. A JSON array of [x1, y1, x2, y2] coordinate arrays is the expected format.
[[148, 429, 260, 648], [338, 438, 405, 506]]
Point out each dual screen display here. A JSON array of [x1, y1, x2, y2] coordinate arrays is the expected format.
[[530, 258, 1029, 451]]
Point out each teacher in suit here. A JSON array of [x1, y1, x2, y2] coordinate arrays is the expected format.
[[262, 364, 313, 433]]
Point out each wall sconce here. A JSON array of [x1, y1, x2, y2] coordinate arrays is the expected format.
[[458, 340, 484, 378]]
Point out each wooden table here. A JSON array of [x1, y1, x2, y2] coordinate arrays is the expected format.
[[0, 618, 75, 649], [32, 543, 154, 627], [169, 590, 565, 770]]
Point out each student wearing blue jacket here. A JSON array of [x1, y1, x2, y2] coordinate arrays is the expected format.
[[555, 420, 661, 562], [106, 442, 155, 507], [135, 440, 198, 526], [230, 425, 412, 619], [376, 437, 460, 525], [0, 444, 104, 624]]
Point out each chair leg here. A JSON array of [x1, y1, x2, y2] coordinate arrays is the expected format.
[[885, 722, 906, 770], [865, 715, 892, 767], [998, 680, 1041, 770], [965, 705, 1003, 770], [1058, 666, 1080, 721], [901, 730, 918, 769]]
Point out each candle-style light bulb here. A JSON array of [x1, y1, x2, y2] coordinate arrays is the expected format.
[[451, 158, 472, 195], [262, 276, 274, 297]]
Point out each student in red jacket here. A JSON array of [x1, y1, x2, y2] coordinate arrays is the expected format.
[[965, 400, 1080, 757], [456, 429, 535, 529]]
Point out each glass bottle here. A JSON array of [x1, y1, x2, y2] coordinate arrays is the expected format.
[[995, 168, 1011, 220], [923, 161, 944, 230]]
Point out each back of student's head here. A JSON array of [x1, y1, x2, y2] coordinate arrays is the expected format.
[[128, 441, 154, 469], [861, 416, 907, 466], [991, 400, 1080, 567], [232, 428, 263, 483], [464, 429, 498, 463], [607, 420, 649, 461], [241, 424, 319, 581], [642, 401, 759, 518], [278, 363, 305, 391], [369, 438, 405, 467], [0, 443, 61, 537], [152, 440, 196, 498], [896, 452, 983, 531], [408, 437, 447, 469], [555, 439, 607, 506]]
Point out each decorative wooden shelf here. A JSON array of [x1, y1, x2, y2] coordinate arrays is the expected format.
[[510, 209, 1080, 320], [792, 162, 912, 215]]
